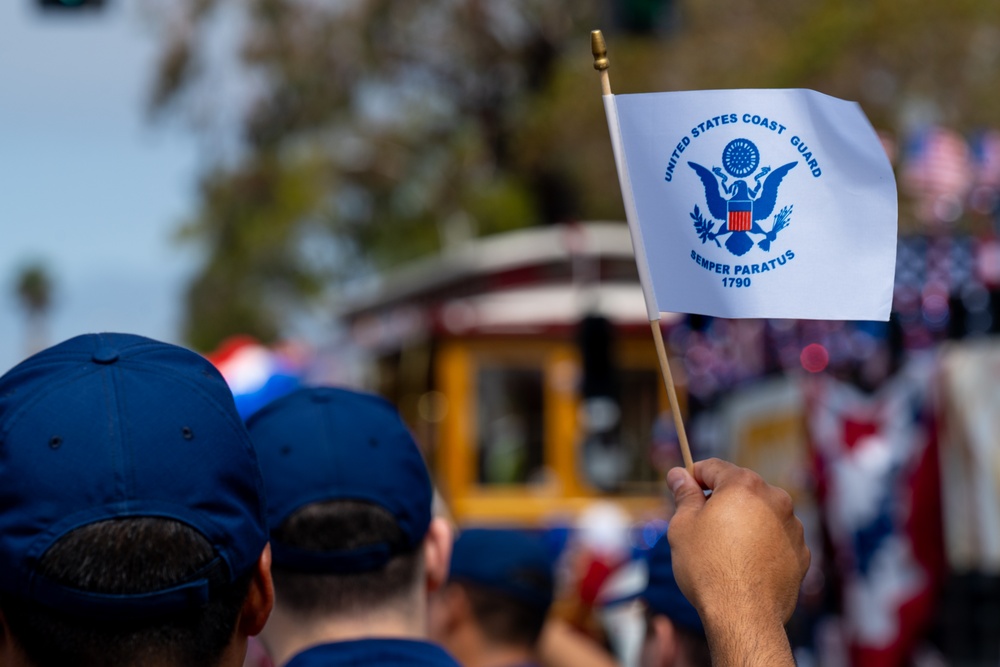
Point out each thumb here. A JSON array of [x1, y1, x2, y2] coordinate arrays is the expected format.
[[667, 467, 705, 515]]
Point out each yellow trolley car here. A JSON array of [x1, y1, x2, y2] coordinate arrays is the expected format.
[[339, 222, 683, 526]]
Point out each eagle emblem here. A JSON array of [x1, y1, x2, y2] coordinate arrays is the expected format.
[[688, 138, 797, 257]]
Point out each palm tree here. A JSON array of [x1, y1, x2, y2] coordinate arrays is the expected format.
[[15, 261, 54, 356]]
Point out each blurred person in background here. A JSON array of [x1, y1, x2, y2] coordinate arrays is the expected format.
[[245, 386, 458, 667], [536, 522, 709, 667], [0, 333, 274, 667], [547, 501, 633, 651], [638, 535, 709, 667], [429, 528, 554, 667]]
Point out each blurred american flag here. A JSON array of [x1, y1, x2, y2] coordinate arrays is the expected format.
[[901, 126, 974, 224]]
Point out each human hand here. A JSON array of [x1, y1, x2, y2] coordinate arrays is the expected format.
[[666, 458, 809, 629]]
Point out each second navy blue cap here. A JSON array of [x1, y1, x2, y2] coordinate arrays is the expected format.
[[245, 386, 433, 573], [643, 534, 704, 634], [0, 333, 269, 618], [449, 528, 554, 610]]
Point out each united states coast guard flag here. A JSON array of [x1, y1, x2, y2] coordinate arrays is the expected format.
[[604, 89, 897, 321]]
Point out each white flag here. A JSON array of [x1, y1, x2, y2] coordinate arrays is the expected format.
[[604, 89, 897, 321]]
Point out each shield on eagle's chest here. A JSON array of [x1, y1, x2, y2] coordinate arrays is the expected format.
[[728, 198, 752, 231]]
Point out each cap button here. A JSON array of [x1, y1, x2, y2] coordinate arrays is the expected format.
[[92, 346, 120, 365]]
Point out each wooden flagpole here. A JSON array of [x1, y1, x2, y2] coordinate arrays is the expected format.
[[591, 30, 695, 475]]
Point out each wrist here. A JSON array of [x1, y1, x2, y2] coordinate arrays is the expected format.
[[697, 589, 771, 629], [699, 602, 793, 667]]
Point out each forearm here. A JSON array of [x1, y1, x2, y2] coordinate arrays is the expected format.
[[666, 461, 809, 667], [703, 610, 794, 667]]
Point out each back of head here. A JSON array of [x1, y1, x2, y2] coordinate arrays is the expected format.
[[245, 387, 433, 619], [0, 333, 269, 667], [446, 529, 554, 649], [267, 499, 423, 617], [1, 519, 252, 667]]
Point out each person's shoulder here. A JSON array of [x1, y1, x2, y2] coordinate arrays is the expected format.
[[286, 638, 461, 667]]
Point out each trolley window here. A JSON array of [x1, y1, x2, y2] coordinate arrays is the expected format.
[[476, 366, 545, 486]]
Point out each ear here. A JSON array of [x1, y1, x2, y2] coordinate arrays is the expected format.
[[428, 582, 467, 644], [444, 582, 474, 626], [238, 543, 275, 637], [423, 517, 454, 594], [648, 615, 679, 667]]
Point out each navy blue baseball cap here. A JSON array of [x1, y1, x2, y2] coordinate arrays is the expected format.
[[643, 535, 704, 634], [0, 333, 269, 618], [245, 386, 433, 573], [449, 528, 554, 610]]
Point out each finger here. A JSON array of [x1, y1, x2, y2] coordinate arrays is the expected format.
[[768, 486, 795, 518], [691, 457, 745, 491], [667, 467, 706, 515]]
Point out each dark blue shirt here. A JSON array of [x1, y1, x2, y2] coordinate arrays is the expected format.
[[285, 638, 462, 667]]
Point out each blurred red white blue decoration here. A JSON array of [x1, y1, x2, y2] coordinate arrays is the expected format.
[[901, 126, 974, 225], [206, 336, 305, 419]]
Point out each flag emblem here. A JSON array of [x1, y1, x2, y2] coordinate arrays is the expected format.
[[690, 138, 797, 257]]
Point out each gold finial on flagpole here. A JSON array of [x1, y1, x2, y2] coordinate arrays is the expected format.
[[591, 30, 612, 95], [591, 30, 608, 71]]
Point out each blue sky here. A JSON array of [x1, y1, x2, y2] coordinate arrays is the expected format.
[[0, 0, 200, 372]]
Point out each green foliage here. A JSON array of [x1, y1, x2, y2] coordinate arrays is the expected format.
[[178, 151, 331, 349], [151, 0, 1000, 349]]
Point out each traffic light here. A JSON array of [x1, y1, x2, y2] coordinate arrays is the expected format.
[[615, 0, 673, 35], [37, 0, 106, 10], [577, 314, 619, 401], [577, 315, 627, 491]]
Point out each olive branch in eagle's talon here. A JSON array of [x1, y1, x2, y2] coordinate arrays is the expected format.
[[691, 205, 722, 247]]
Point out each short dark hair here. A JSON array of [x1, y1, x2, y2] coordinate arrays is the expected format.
[[270, 500, 422, 616], [0, 518, 252, 667], [454, 580, 548, 648]]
